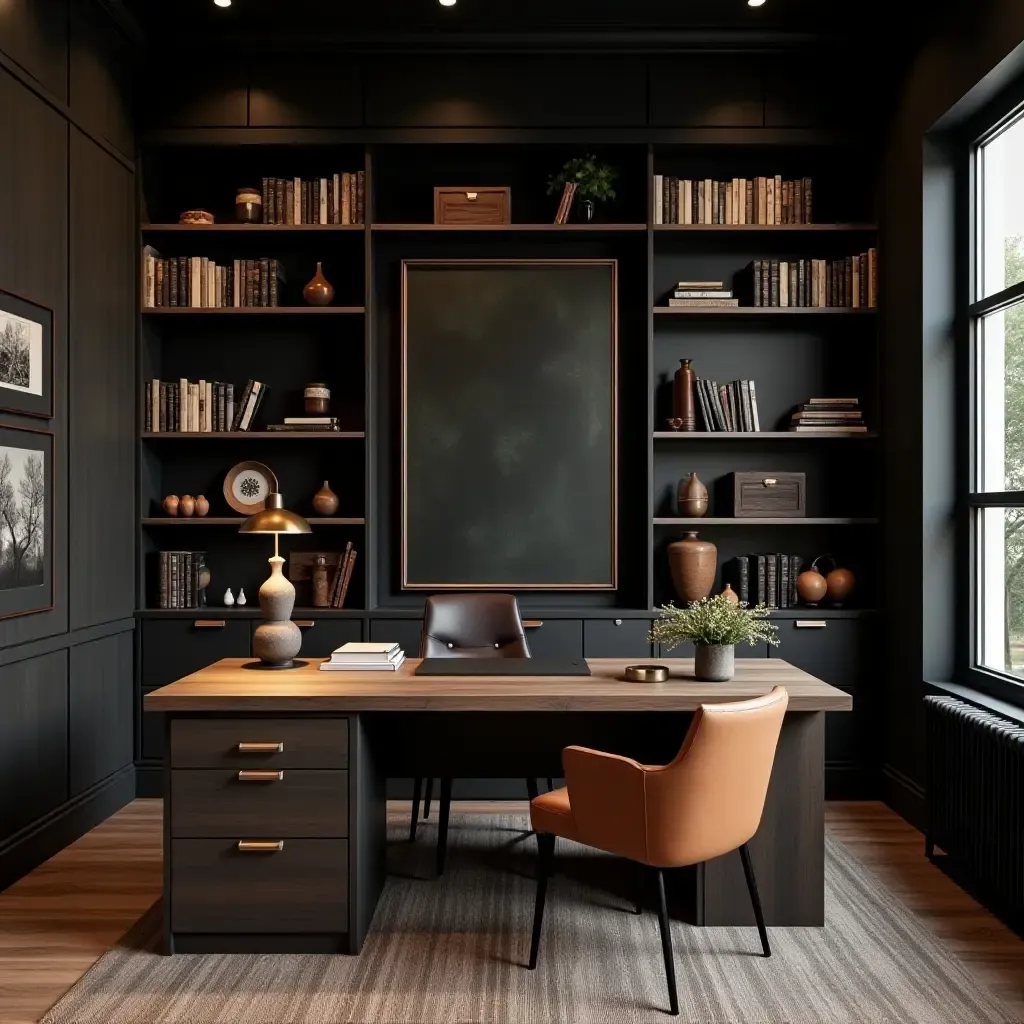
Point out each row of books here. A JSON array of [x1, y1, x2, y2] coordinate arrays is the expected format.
[[750, 252, 878, 308], [142, 251, 285, 308], [326, 543, 359, 609], [157, 551, 205, 609], [695, 378, 761, 433], [145, 378, 266, 433], [260, 173, 365, 225], [729, 554, 805, 609], [653, 175, 814, 225], [790, 398, 866, 434], [320, 641, 404, 672]]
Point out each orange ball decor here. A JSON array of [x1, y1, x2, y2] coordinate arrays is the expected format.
[[825, 566, 856, 607], [796, 565, 828, 606], [798, 555, 856, 608]]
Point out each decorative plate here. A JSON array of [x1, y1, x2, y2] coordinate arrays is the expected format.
[[223, 461, 278, 515]]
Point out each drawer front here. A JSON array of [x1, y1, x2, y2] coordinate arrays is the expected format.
[[142, 618, 251, 689], [434, 187, 510, 225], [523, 619, 583, 658], [171, 769, 348, 837], [369, 618, 423, 657], [732, 472, 805, 517], [584, 618, 653, 658], [171, 718, 348, 769], [257, 618, 362, 659], [171, 838, 348, 933]]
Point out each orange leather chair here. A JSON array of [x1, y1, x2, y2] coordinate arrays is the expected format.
[[527, 686, 789, 1016]]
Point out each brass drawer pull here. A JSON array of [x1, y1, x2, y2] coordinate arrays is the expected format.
[[762, 478, 777, 487], [293, 620, 315, 628], [194, 619, 226, 628], [237, 742, 284, 753], [237, 840, 284, 853], [237, 770, 284, 782], [466, 191, 478, 200], [795, 620, 827, 629], [523, 620, 544, 628]]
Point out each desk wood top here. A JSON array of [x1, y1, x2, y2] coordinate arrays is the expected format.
[[144, 657, 851, 712]]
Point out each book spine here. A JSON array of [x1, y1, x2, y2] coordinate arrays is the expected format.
[[338, 549, 357, 609], [159, 551, 168, 609], [269, 259, 279, 307], [734, 556, 750, 605], [765, 555, 778, 609], [790, 555, 803, 607], [778, 553, 790, 609]]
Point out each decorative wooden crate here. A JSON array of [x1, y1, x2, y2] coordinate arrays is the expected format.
[[726, 471, 806, 517], [433, 186, 511, 225]]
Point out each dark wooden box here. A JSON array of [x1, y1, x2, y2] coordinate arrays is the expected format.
[[726, 471, 806, 518], [433, 186, 511, 225]]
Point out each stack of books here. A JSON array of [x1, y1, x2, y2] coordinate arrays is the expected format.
[[319, 642, 405, 672], [695, 377, 760, 432], [666, 280, 738, 308], [267, 417, 342, 433], [789, 398, 867, 434], [653, 175, 813, 225]]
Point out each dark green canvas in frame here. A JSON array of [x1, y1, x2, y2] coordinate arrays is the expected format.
[[401, 260, 618, 590]]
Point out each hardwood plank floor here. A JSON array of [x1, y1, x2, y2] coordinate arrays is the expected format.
[[0, 800, 1021, 1023]]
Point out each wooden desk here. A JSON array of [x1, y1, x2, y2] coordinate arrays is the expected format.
[[145, 657, 849, 954]]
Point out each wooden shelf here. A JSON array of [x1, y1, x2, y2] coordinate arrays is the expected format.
[[653, 223, 877, 232], [653, 431, 876, 440], [370, 223, 647, 233], [141, 306, 365, 315], [141, 517, 366, 526], [141, 431, 365, 440], [141, 223, 366, 233], [653, 517, 878, 526], [654, 306, 876, 316]]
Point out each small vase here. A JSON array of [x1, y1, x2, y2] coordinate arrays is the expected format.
[[303, 262, 335, 306], [695, 644, 735, 682], [667, 531, 717, 604], [721, 583, 739, 605], [179, 494, 195, 518], [312, 480, 339, 516], [223, 588, 235, 607], [577, 199, 595, 223], [677, 472, 708, 517], [672, 359, 697, 432], [162, 494, 179, 517], [253, 555, 302, 666], [195, 495, 209, 517]]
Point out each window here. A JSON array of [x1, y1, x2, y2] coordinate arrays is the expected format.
[[971, 110, 1024, 686]]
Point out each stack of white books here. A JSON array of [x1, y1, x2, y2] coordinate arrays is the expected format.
[[319, 642, 405, 672]]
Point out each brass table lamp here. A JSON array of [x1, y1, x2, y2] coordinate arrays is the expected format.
[[239, 492, 311, 668]]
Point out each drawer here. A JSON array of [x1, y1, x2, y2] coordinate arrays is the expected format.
[[142, 618, 251, 689], [768, 618, 867, 690], [171, 718, 348, 768], [171, 838, 348, 933], [369, 619, 423, 657], [434, 186, 510, 225], [257, 618, 362, 659], [584, 619, 653, 658], [727, 471, 806, 518], [171, 769, 348, 837], [523, 619, 582, 658]]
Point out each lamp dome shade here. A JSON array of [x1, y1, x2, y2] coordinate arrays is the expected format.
[[238, 492, 311, 534]]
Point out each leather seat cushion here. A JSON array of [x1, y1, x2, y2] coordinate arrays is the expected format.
[[530, 786, 578, 841]]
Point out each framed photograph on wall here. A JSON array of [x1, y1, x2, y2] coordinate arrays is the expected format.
[[0, 424, 53, 619], [0, 289, 53, 419]]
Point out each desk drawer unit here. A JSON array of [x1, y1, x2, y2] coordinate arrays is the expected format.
[[171, 718, 348, 769], [171, 838, 348, 933]]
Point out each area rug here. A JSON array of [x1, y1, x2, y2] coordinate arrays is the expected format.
[[41, 814, 1021, 1024]]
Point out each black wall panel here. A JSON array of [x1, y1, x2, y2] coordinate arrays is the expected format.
[[0, 0, 68, 101], [249, 56, 362, 127], [145, 60, 249, 128], [70, 633, 133, 796], [648, 55, 763, 127]]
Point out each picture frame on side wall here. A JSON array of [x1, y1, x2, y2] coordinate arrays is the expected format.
[[0, 424, 53, 619], [0, 288, 53, 419]]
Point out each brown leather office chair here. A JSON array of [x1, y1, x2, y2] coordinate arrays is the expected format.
[[527, 686, 789, 1016], [409, 593, 547, 875]]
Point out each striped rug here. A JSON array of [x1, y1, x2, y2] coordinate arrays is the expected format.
[[42, 814, 1021, 1023]]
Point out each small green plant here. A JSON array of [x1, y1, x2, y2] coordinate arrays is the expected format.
[[649, 595, 779, 650], [548, 155, 618, 203]]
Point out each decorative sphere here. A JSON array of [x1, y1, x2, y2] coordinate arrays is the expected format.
[[825, 567, 856, 606], [796, 568, 828, 606]]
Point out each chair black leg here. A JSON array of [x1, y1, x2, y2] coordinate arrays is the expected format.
[[423, 777, 434, 819], [634, 861, 645, 915], [654, 868, 679, 1016], [436, 778, 453, 876], [409, 777, 423, 842], [528, 833, 555, 969], [739, 843, 770, 957], [526, 776, 539, 802]]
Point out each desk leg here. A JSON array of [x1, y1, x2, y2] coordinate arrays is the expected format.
[[700, 711, 825, 927]]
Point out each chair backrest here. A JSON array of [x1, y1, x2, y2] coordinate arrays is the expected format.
[[419, 594, 531, 658], [643, 686, 789, 867]]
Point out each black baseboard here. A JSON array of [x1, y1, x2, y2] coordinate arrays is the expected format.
[[882, 762, 926, 831], [0, 764, 135, 892]]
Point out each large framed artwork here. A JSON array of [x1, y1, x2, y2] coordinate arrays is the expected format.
[[401, 259, 618, 590], [0, 424, 53, 619], [0, 288, 53, 419]]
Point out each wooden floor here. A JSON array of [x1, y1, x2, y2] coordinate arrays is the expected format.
[[0, 800, 1022, 1024]]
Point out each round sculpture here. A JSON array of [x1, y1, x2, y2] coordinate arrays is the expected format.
[[253, 556, 302, 667], [179, 494, 195, 518], [162, 494, 180, 516], [825, 567, 856, 607], [195, 495, 210, 517], [667, 531, 717, 604]]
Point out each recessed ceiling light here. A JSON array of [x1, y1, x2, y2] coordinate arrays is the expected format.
[[439, 0, 457, 6], [214, 0, 231, 7], [747, 0, 766, 6]]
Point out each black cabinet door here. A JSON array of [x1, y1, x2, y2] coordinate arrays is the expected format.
[[523, 620, 583, 659], [141, 618, 252, 690], [253, 618, 363, 660], [584, 619, 652, 659], [369, 619, 423, 657]]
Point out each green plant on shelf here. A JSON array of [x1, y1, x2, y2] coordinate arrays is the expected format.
[[649, 595, 780, 650], [547, 155, 618, 203]]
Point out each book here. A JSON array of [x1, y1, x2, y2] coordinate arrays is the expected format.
[[283, 417, 339, 426], [328, 642, 401, 663], [319, 653, 406, 672], [667, 298, 739, 307]]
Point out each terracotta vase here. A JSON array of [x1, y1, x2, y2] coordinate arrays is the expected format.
[[667, 531, 717, 604], [796, 566, 828, 606], [162, 494, 179, 517], [672, 359, 697, 432], [195, 495, 210, 518], [179, 494, 195, 518], [312, 480, 339, 516], [677, 472, 709, 517], [721, 583, 739, 605], [303, 262, 335, 306]]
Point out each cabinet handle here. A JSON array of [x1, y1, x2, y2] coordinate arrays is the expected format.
[[194, 619, 226, 629], [523, 620, 544, 628], [237, 840, 284, 853], [795, 620, 827, 629], [614, 618, 623, 626], [466, 191, 478, 200], [237, 770, 284, 782], [293, 620, 315, 628], [237, 741, 284, 753], [762, 478, 777, 487]]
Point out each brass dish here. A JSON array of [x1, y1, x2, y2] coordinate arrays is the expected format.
[[623, 664, 669, 683]]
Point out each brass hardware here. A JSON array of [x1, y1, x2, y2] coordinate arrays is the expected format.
[[238, 770, 284, 782], [237, 840, 284, 853], [795, 620, 827, 629], [194, 619, 226, 628], [466, 191, 478, 200], [623, 664, 669, 683], [762, 478, 777, 487], [237, 742, 284, 753], [294, 620, 315, 628], [522, 620, 544, 628], [614, 618, 623, 626]]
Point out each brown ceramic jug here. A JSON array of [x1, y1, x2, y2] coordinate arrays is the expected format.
[[677, 472, 709, 517], [312, 480, 339, 516], [667, 531, 717, 603], [303, 262, 335, 306]]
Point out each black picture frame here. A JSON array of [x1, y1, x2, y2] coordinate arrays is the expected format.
[[0, 288, 54, 419], [0, 424, 53, 619]]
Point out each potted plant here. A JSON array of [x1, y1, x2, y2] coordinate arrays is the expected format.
[[548, 155, 618, 222], [648, 595, 779, 682]]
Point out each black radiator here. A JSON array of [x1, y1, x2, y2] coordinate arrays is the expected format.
[[924, 695, 1024, 921]]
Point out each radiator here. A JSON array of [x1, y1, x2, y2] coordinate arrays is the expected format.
[[924, 696, 1024, 920]]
